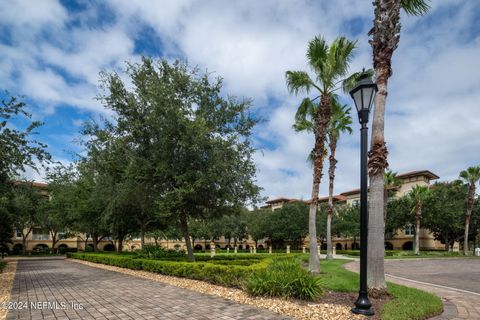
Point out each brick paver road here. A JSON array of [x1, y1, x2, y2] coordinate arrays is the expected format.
[[345, 258, 480, 320], [6, 259, 290, 320]]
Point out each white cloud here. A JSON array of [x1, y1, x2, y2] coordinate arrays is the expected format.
[[2, 0, 479, 201]]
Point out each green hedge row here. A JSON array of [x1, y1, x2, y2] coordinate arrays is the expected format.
[[68, 253, 270, 288]]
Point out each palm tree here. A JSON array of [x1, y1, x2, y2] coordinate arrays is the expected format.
[[286, 35, 357, 273], [384, 170, 401, 224], [367, 0, 430, 292], [459, 166, 480, 255], [326, 100, 352, 259], [409, 185, 430, 255]]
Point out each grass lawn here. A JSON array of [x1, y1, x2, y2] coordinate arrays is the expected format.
[[317, 259, 443, 320]]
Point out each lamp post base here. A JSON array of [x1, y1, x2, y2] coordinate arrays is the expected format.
[[351, 307, 375, 316], [352, 293, 374, 316]]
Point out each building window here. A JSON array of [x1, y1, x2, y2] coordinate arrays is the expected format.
[[352, 200, 360, 206], [404, 225, 414, 236], [16, 229, 22, 239], [32, 228, 50, 240]]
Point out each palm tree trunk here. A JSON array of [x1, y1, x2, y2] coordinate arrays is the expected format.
[[326, 135, 337, 260], [464, 184, 475, 255], [414, 209, 421, 255], [308, 94, 331, 273], [367, 64, 390, 293], [463, 216, 470, 255]]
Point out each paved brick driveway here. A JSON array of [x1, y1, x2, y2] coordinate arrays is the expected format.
[[345, 258, 480, 320], [6, 259, 289, 320]]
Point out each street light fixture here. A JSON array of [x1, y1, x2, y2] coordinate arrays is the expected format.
[[349, 71, 377, 316]]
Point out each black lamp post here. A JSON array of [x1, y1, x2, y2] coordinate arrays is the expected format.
[[349, 72, 377, 316]]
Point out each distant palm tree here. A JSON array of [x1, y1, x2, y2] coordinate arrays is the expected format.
[[459, 166, 480, 255], [325, 100, 352, 259], [286, 35, 357, 273], [384, 170, 401, 223], [409, 185, 430, 255], [367, 0, 430, 292]]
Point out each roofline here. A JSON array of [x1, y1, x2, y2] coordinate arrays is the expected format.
[[396, 170, 439, 180]]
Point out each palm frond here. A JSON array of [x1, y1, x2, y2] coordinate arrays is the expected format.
[[293, 98, 315, 132], [342, 69, 374, 94], [329, 99, 353, 139], [459, 166, 480, 184], [307, 36, 328, 78], [401, 0, 430, 16], [285, 71, 316, 95]]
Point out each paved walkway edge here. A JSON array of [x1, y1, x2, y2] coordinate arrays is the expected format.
[[0, 261, 17, 320], [343, 261, 456, 320]]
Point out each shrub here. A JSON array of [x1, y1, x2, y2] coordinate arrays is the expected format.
[[135, 245, 186, 259], [0, 261, 6, 273], [246, 258, 323, 300], [68, 252, 269, 288]]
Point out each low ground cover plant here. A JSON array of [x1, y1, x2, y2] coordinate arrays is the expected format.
[[0, 261, 6, 273], [246, 258, 323, 300]]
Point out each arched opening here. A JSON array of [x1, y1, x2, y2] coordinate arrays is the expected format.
[[351, 242, 359, 250], [215, 245, 220, 249], [131, 246, 136, 251], [238, 245, 243, 249], [103, 244, 115, 251], [402, 241, 413, 251], [13, 244, 23, 255], [173, 244, 181, 251], [205, 244, 211, 250], [224, 244, 232, 249], [335, 243, 342, 250], [385, 242, 394, 250], [245, 245, 250, 250], [33, 244, 49, 253], [321, 243, 327, 250], [257, 244, 264, 249], [194, 244, 203, 250]]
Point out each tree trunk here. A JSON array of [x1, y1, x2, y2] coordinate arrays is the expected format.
[[414, 213, 420, 255], [464, 184, 475, 255], [116, 236, 124, 253], [326, 135, 337, 260], [368, 0, 402, 294], [180, 215, 195, 262], [51, 231, 58, 254], [464, 215, 471, 255], [22, 235, 28, 255], [93, 233, 99, 252], [21, 227, 32, 255], [307, 94, 331, 273], [444, 236, 449, 251], [140, 227, 145, 249], [367, 64, 390, 293]]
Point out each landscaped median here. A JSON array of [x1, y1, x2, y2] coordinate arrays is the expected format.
[[68, 252, 443, 320]]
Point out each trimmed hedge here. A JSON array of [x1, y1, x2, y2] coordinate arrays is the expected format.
[[68, 253, 270, 288]]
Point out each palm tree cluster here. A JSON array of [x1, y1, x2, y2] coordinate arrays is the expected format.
[[285, 36, 361, 272], [284, 0, 432, 294]]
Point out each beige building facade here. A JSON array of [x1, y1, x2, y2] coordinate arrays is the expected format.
[[262, 170, 450, 251]]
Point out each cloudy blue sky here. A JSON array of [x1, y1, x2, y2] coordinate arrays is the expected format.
[[1, 0, 479, 201]]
